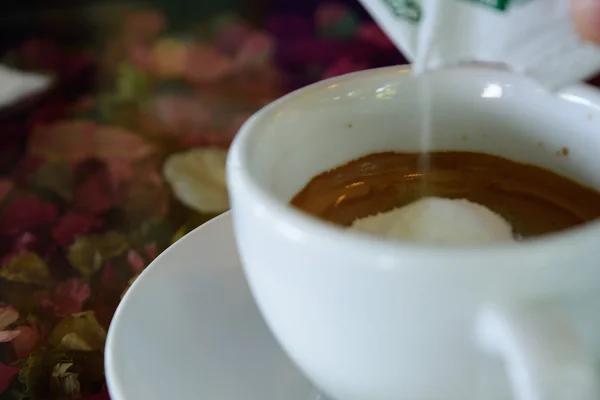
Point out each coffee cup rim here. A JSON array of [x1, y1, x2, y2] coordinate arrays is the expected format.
[[227, 65, 600, 259]]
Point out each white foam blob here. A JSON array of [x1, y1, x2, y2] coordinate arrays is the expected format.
[[351, 196, 515, 245]]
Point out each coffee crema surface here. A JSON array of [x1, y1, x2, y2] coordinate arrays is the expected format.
[[290, 151, 600, 238]]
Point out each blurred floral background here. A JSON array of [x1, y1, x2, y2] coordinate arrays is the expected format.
[[6, 1, 600, 398], [0, 1, 407, 399]]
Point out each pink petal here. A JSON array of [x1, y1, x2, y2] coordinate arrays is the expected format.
[[52, 212, 97, 247], [0, 179, 14, 202], [11, 325, 40, 359], [185, 45, 233, 83], [40, 279, 91, 318], [0, 195, 58, 234], [0, 330, 20, 342], [0, 363, 19, 393], [2, 232, 57, 266], [127, 250, 145, 273]]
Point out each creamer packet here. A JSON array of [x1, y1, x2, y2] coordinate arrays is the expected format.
[[358, 0, 600, 90]]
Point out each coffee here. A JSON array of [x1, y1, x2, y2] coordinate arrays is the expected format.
[[291, 151, 600, 238]]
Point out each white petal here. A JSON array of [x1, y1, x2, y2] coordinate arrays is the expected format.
[[163, 148, 229, 214], [0, 65, 52, 109]]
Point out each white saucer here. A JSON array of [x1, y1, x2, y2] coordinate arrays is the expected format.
[[105, 212, 327, 400]]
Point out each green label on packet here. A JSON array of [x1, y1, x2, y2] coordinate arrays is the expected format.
[[381, 0, 421, 23], [469, 0, 510, 10], [463, 0, 533, 11], [464, 0, 510, 11]]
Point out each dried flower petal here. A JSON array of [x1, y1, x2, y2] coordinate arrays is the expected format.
[[12, 325, 40, 359], [144, 242, 158, 261], [52, 212, 97, 247], [68, 232, 128, 277], [122, 171, 169, 222], [28, 161, 73, 201], [0, 178, 14, 202], [40, 279, 91, 318], [185, 45, 233, 83], [150, 39, 191, 78], [0, 306, 18, 329], [0, 252, 51, 286], [216, 21, 252, 55], [127, 250, 145, 273], [51, 362, 82, 398], [234, 32, 274, 71], [93, 126, 154, 162], [3, 232, 56, 265], [163, 148, 229, 213], [28, 120, 97, 164], [49, 311, 107, 351], [154, 95, 212, 134], [73, 169, 116, 215], [0, 195, 58, 234], [0, 306, 20, 344], [0, 363, 19, 393]]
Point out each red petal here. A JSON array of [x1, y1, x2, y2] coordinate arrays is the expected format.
[[74, 169, 116, 215], [0, 363, 19, 393], [11, 325, 40, 359], [100, 263, 119, 291], [144, 242, 158, 261], [40, 279, 91, 318], [52, 212, 96, 247], [0, 179, 14, 202], [0, 195, 58, 234]]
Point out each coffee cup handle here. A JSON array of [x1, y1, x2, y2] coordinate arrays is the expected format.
[[475, 303, 599, 400]]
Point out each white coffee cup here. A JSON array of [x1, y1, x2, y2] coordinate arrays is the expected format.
[[226, 65, 600, 400]]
